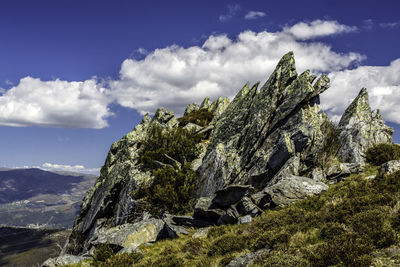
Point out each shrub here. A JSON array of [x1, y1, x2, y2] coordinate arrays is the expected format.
[[178, 109, 214, 127], [306, 233, 374, 267], [135, 124, 206, 215], [135, 164, 197, 215], [366, 143, 400, 166], [98, 252, 143, 267], [93, 243, 114, 262], [208, 233, 247, 256], [139, 126, 203, 169], [182, 238, 206, 256], [252, 251, 309, 267], [317, 120, 340, 167]]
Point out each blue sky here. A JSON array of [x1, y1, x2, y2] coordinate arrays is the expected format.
[[0, 0, 399, 174]]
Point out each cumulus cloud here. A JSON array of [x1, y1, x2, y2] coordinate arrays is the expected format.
[[110, 22, 364, 115], [283, 20, 357, 40], [41, 162, 100, 175], [244, 11, 266, 20], [321, 58, 400, 123], [219, 4, 241, 22], [0, 77, 112, 128]]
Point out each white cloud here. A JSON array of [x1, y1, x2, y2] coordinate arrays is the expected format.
[[219, 4, 241, 22], [283, 20, 357, 40], [110, 22, 364, 115], [321, 58, 400, 123], [380, 21, 400, 28], [0, 77, 112, 128], [244, 11, 266, 20], [41, 162, 100, 175]]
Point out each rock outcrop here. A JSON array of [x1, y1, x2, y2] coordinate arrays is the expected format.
[[57, 52, 394, 261], [337, 88, 393, 165]]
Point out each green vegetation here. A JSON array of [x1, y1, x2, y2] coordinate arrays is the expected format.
[[177, 108, 214, 127], [72, 167, 400, 266], [135, 124, 208, 215], [366, 143, 400, 166], [134, 164, 197, 215], [318, 120, 340, 168], [93, 243, 114, 263]]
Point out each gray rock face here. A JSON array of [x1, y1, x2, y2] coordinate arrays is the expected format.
[[263, 176, 328, 207], [196, 52, 331, 198], [326, 162, 362, 181], [89, 218, 172, 252], [41, 255, 89, 267], [337, 88, 393, 165], [212, 185, 254, 208], [381, 160, 400, 175], [61, 52, 395, 260]]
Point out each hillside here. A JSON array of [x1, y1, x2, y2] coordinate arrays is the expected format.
[[44, 52, 399, 266], [0, 227, 70, 267], [0, 168, 96, 228]]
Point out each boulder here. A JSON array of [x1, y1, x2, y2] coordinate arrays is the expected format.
[[238, 215, 253, 224], [170, 215, 213, 228], [90, 218, 174, 251], [226, 248, 270, 267], [41, 255, 89, 267], [264, 176, 328, 207], [192, 227, 210, 239], [236, 197, 260, 217], [212, 185, 254, 208], [193, 197, 224, 222], [217, 206, 240, 225], [326, 162, 361, 181], [381, 160, 400, 175]]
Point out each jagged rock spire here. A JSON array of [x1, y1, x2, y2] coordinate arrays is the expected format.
[[337, 88, 393, 164]]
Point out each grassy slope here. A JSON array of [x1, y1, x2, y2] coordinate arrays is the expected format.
[[66, 165, 400, 267]]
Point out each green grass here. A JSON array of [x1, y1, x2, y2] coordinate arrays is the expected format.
[[69, 166, 400, 266]]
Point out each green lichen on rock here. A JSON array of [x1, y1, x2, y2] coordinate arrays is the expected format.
[[337, 88, 393, 165]]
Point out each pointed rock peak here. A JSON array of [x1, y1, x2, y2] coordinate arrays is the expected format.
[[184, 103, 200, 116], [261, 51, 297, 93], [141, 113, 151, 124], [152, 108, 175, 123], [339, 88, 371, 127], [313, 74, 330, 94], [200, 97, 211, 109]]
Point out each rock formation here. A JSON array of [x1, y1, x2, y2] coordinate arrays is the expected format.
[[50, 52, 393, 263]]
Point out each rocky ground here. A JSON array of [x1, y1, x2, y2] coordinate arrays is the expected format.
[[44, 52, 398, 266]]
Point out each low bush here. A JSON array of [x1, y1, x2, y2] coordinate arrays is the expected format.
[[208, 233, 247, 256], [177, 108, 214, 127], [366, 143, 400, 166], [84, 168, 400, 267], [134, 164, 197, 215], [92, 243, 114, 263]]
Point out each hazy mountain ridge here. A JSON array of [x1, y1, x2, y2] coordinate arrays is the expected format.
[[0, 168, 96, 229]]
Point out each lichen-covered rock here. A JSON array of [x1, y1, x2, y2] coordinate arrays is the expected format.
[[89, 218, 172, 251], [41, 255, 89, 267], [381, 160, 400, 175], [64, 107, 206, 255], [325, 162, 362, 181], [196, 52, 330, 198], [264, 176, 328, 207], [337, 88, 393, 165]]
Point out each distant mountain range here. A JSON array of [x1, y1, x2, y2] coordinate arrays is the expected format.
[[0, 168, 96, 229]]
